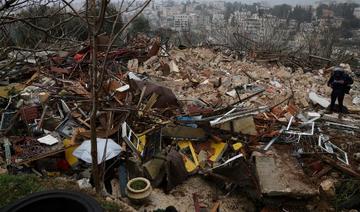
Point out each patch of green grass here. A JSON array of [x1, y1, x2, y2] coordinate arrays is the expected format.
[[0, 174, 43, 207], [0, 174, 132, 211], [100, 200, 122, 212]]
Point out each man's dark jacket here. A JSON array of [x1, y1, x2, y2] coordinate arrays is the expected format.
[[327, 70, 353, 93]]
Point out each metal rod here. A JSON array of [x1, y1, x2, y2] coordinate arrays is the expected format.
[[264, 128, 285, 151]]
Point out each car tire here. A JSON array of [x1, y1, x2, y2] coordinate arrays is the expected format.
[[1, 190, 103, 212]]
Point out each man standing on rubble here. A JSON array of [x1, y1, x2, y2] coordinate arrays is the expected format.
[[327, 67, 353, 113]]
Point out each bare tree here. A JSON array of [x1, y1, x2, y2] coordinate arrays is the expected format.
[[299, 18, 342, 58], [0, 0, 152, 194]]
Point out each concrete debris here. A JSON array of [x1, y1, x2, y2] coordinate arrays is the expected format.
[[1, 34, 360, 211], [77, 178, 92, 189], [353, 97, 360, 105], [144, 55, 159, 67], [218, 116, 258, 135], [169, 60, 180, 73], [139, 176, 255, 212], [320, 179, 337, 197], [255, 150, 318, 197], [127, 59, 139, 72], [309, 91, 331, 108]]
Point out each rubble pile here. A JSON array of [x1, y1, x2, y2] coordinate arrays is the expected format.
[[139, 47, 360, 112], [1, 35, 360, 211]]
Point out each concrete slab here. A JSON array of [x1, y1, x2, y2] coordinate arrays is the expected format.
[[255, 147, 318, 197], [218, 116, 258, 135], [309, 92, 330, 108]]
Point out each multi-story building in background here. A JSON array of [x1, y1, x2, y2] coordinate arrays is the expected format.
[[173, 14, 190, 31], [354, 7, 360, 19]]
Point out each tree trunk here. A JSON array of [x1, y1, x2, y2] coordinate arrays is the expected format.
[[89, 0, 102, 194], [90, 34, 101, 193]]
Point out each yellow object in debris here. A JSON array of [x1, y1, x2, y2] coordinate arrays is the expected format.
[[138, 135, 147, 153], [232, 142, 243, 151], [178, 140, 199, 173], [209, 140, 228, 162], [64, 139, 79, 166], [47, 172, 60, 177], [0, 83, 25, 98]]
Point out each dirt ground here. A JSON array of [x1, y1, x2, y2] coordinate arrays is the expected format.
[[131, 176, 255, 212]]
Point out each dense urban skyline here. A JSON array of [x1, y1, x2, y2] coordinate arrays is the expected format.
[[71, 0, 360, 6]]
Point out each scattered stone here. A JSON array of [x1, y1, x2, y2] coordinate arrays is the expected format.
[[77, 178, 92, 189], [353, 153, 360, 161], [309, 92, 330, 108], [169, 60, 179, 73], [0, 166, 8, 175], [320, 179, 336, 197], [353, 97, 360, 105], [275, 68, 291, 79], [226, 89, 237, 98], [127, 59, 139, 72], [143, 56, 158, 67]]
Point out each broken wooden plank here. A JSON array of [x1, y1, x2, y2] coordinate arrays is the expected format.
[[143, 93, 159, 113], [16, 148, 66, 165], [321, 155, 360, 179]]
